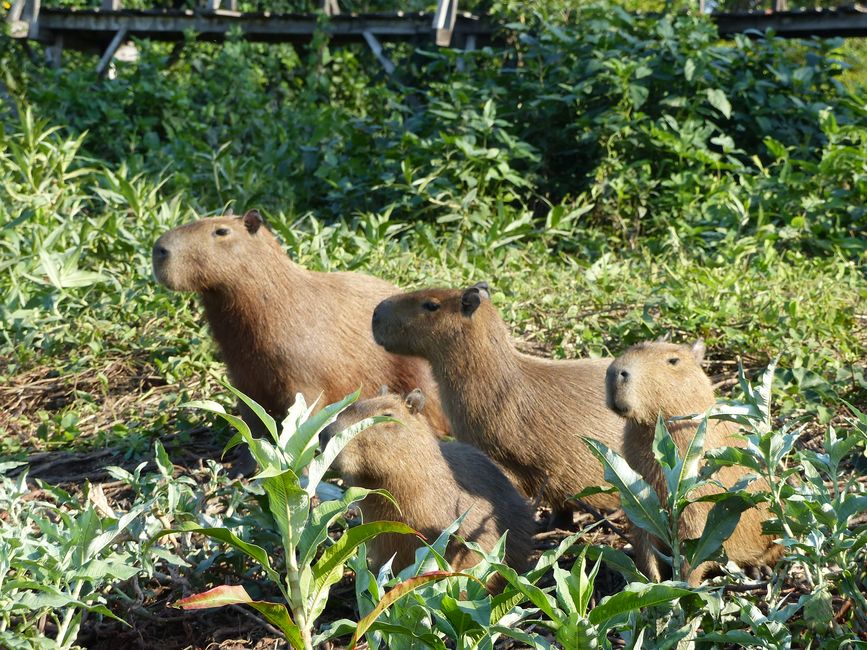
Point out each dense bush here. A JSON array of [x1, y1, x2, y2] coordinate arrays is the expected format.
[[4, 4, 865, 251]]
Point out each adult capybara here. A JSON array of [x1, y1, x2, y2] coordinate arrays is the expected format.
[[606, 340, 782, 585], [151, 210, 448, 436], [322, 390, 533, 574], [370, 282, 626, 514]]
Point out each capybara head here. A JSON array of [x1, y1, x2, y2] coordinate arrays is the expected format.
[[152, 210, 277, 291], [323, 390, 435, 482], [371, 282, 494, 357], [606, 340, 712, 425]]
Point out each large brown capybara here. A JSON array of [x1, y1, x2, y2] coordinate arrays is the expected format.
[[370, 282, 626, 514], [606, 340, 782, 585], [322, 389, 533, 575], [152, 210, 448, 437]]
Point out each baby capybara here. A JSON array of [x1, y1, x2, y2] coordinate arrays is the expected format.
[[152, 210, 447, 436], [322, 390, 533, 574], [370, 283, 626, 514], [606, 340, 782, 585]]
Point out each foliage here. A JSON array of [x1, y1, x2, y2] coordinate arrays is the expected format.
[[1, 0, 866, 646], [0, 442, 198, 649], [171, 386, 467, 649]]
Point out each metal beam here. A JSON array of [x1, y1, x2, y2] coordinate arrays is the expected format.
[[712, 6, 867, 38], [95, 27, 127, 75], [20, 9, 491, 48], [362, 30, 394, 74], [432, 0, 457, 46]]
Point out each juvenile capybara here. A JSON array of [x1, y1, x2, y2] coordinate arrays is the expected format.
[[322, 390, 533, 574], [370, 283, 626, 514], [151, 210, 447, 435], [606, 340, 782, 585]]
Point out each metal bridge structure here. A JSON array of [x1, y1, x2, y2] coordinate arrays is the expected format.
[[5, 0, 867, 76]]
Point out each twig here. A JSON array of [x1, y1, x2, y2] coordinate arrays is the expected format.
[[571, 502, 632, 544], [835, 598, 853, 623], [722, 581, 769, 594], [229, 604, 282, 637]]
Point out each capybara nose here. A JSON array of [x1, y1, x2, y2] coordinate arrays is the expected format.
[[619, 369, 629, 382]]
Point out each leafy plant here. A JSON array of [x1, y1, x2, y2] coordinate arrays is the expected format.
[[169, 385, 465, 649]]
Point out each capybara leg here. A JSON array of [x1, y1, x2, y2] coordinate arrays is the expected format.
[[685, 560, 714, 587], [634, 530, 663, 582]]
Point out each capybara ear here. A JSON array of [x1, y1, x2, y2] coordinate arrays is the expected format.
[[691, 339, 706, 363], [404, 388, 426, 414], [461, 287, 484, 316], [472, 281, 491, 300], [243, 210, 264, 234], [378, 384, 389, 397], [656, 331, 672, 343]]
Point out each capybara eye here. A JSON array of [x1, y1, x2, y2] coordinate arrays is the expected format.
[[214, 227, 231, 237], [668, 357, 679, 366], [422, 301, 440, 312]]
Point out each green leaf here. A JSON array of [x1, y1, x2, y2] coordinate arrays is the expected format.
[[221, 380, 278, 442], [287, 389, 361, 473], [706, 88, 731, 119], [262, 470, 309, 560], [350, 571, 472, 649], [588, 582, 694, 626], [490, 563, 560, 622], [298, 486, 396, 570], [585, 545, 647, 583], [154, 525, 281, 585], [310, 521, 419, 612], [584, 437, 670, 545], [306, 414, 395, 498], [683, 494, 751, 568]]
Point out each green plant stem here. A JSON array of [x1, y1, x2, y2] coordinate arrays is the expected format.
[[55, 579, 84, 649], [286, 551, 312, 650]]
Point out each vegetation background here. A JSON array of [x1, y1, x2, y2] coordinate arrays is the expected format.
[[0, 0, 865, 646]]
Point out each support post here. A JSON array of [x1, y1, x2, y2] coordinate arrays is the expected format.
[[321, 0, 340, 15], [774, 0, 787, 11], [100, 0, 121, 9], [362, 30, 395, 75], [432, 0, 457, 46], [46, 34, 63, 68], [96, 28, 128, 76]]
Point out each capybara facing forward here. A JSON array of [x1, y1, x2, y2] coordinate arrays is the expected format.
[[606, 340, 782, 585], [152, 210, 447, 435], [322, 390, 533, 574], [370, 283, 626, 513]]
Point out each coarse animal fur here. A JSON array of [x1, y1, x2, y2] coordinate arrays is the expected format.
[[370, 283, 626, 513], [322, 390, 533, 574], [606, 340, 783, 586], [151, 211, 448, 435]]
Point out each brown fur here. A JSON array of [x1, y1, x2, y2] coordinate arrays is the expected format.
[[324, 392, 533, 574], [370, 284, 626, 512], [151, 212, 447, 434], [606, 340, 783, 586]]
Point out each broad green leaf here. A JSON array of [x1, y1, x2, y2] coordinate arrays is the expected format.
[[221, 380, 278, 442], [154, 525, 281, 585], [584, 437, 670, 545], [298, 486, 396, 570], [489, 625, 553, 649], [652, 414, 679, 473], [306, 414, 395, 498], [286, 389, 361, 472], [310, 521, 419, 609], [262, 470, 308, 558], [490, 563, 560, 621], [358, 621, 448, 649], [350, 571, 472, 649], [585, 545, 647, 583], [683, 494, 751, 568], [669, 417, 709, 510], [706, 88, 731, 119], [588, 582, 694, 626]]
